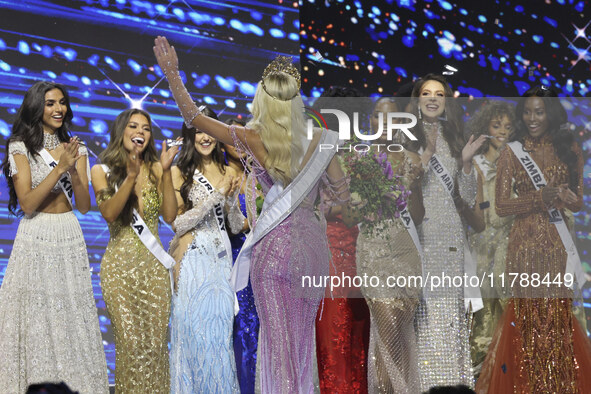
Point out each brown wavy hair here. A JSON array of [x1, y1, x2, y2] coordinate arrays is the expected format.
[[408, 74, 465, 159], [98, 109, 159, 225], [466, 100, 516, 155]]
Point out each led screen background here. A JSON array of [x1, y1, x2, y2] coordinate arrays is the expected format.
[[0, 0, 299, 383], [0, 0, 590, 386], [299, 0, 591, 331], [299, 0, 591, 97]]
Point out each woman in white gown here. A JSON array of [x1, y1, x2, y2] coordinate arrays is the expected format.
[[0, 81, 108, 393], [168, 108, 241, 393], [409, 74, 485, 390]]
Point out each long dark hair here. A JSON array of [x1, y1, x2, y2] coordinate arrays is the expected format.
[[176, 107, 226, 212], [98, 109, 159, 225], [512, 86, 578, 189], [1, 81, 74, 216], [409, 74, 465, 159]]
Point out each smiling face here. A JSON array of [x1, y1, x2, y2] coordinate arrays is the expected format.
[[418, 80, 446, 121], [122, 113, 152, 153], [194, 129, 217, 157], [522, 96, 549, 139], [42, 88, 67, 134], [488, 114, 512, 150]]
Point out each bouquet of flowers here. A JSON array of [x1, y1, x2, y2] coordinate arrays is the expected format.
[[342, 144, 410, 234]]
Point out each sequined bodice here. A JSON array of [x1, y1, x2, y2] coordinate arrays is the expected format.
[[97, 171, 161, 239], [8, 140, 88, 194], [188, 181, 222, 234], [422, 132, 461, 218], [508, 136, 571, 215]]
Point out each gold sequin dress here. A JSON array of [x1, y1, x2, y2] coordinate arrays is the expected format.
[[356, 152, 422, 393], [469, 154, 513, 374], [476, 135, 591, 393], [98, 170, 171, 393]]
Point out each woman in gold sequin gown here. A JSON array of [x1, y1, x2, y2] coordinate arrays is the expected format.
[[465, 101, 516, 376], [349, 98, 426, 393], [90, 109, 179, 393], [476, 87, 591, 393]]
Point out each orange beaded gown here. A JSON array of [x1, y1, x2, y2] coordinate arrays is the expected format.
[[475, 135, 591, 393]]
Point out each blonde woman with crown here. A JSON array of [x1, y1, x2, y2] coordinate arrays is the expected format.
[[154, 37, 349, 393]]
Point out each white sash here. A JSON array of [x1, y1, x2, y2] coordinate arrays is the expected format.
[[399, 207, 423, 260], [100, 165, 176, 290], [193, 170, 233, 261], [507, 141, 586, 289], [39, 148, 73, 207], [230, 130, 340, 295], [428, 154, 483, 312]]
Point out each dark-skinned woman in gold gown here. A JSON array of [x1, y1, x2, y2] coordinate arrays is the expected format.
[[476, 87, 591, 393]]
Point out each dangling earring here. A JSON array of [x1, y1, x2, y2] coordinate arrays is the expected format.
[[222, 150, 228, 165], [418, 106, 422, 120], [438, 109, 448, 122]]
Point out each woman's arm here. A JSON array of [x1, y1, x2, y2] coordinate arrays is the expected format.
[[461, 163, 485, 232], [153, 36, 267, 164], [70, 146, 90, 214], [223, 167, 248, 234], [495, 148, 554, 217], [11, 140, 81, 216], [91, 146, 142, 223], [91, 166, 137, 223], [456, 134, 487, 206], [560, 143, 584, 213], [405, 152, 425, 225], [173, 172, 238, 237], [156, 142, 180, 224]]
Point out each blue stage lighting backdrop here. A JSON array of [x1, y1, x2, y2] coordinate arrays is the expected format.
[[0, 0, 299, 384], [299, 0, 591, 97]]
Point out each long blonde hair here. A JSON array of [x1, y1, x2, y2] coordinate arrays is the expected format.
[[247, 71, 305, 185]]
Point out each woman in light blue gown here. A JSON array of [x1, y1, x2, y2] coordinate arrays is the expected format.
[[168, 108, 242, 393]]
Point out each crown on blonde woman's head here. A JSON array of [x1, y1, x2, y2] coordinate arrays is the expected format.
[[261, 55, 301, 101]]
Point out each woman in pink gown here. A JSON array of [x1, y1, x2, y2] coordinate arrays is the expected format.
[[154, 36, 348, 393]]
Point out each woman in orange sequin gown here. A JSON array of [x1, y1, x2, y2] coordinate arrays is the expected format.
[[476, 87, 591, 393]]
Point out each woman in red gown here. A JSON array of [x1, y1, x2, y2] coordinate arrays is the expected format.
[[313, 86, 370, 394]]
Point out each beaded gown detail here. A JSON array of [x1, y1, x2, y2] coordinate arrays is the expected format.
[[315, 217, 370, 394], [97, 168, 171, 393], [232, 129, 333, 394], [356, 153, 422, 394], [468, 154, 513, 374], [230, 193, 260, 394], [416, 126, 477, 389], [0, 141, 108, 393], [169, 179, 239, 393], [475, 135, 591, 393]]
